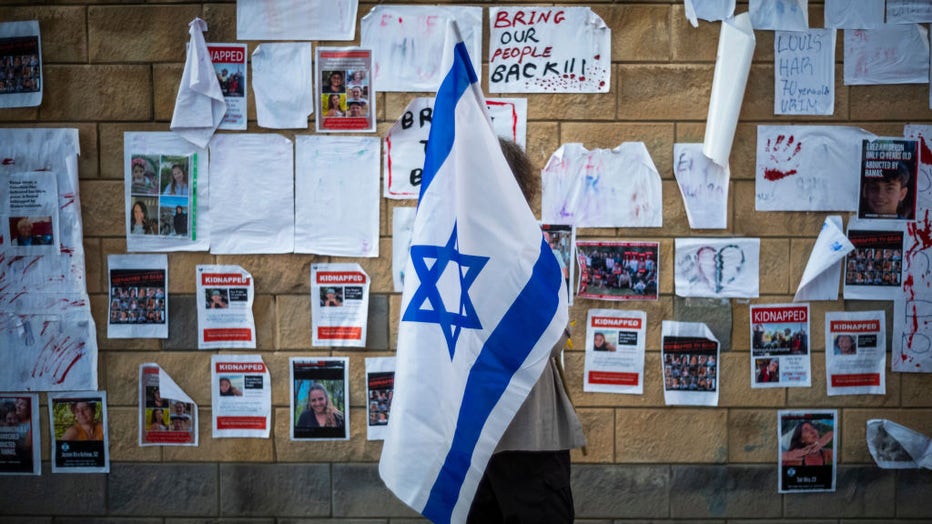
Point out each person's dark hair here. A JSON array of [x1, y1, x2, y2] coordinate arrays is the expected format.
[[790, 421, 815, 450], [888, 161, 911, 185], [498, 138, 537, 205]]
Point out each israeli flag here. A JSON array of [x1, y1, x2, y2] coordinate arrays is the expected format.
[[378, 28, 569, 524]]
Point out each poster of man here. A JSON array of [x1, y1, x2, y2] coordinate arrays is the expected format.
[[858, 138, 918, 220]]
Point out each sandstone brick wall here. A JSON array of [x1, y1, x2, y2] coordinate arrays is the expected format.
[[2, 1, 931, 522]]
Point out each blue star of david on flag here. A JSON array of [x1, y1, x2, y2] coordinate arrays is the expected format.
[[402, 223, 489, 359]]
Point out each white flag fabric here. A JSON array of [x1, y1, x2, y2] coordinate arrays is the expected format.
[[378, 32, 569, 524]]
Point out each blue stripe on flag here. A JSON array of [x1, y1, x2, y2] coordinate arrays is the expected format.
[[417, 41, 478, 202], [422, 237, 562, 524]]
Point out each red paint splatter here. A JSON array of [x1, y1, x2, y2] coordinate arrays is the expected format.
[[904, 274, 915, 300], [578, 76, 585, 81], [7, 256, 25, 267], [1, 158, 13, 165], [918, 133, 932, 164], [906, 209, 932, 262], [594, 54, 600, 59], [764, 168, 797, 181], [599, 81, 605, 87], [54, 352, 84, 384], [61, 192, 75, 209]]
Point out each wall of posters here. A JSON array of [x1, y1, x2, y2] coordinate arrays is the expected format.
[[0, 393, 39, 475], [211, 355, 271, 438], [750, 303, 812, 388], [778, 409, 837, 493], [575, 240, 658, 301], [661, 321, 720, 406], [49, 391, 109, 473], [824, 311, 886, 395], [107, 254, 168, 339], [196, 265, 256, 350], [139, 364, 197, 446], [290, 357, 350, 441], [311, 263, 370, 347], [583, 309, 646, 394]]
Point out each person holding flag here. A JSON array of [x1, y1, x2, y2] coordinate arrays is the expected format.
[[379, 23, 584, 524]]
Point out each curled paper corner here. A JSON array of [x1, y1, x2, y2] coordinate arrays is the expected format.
[[866, 419, 932, 470], [793, 215, 854, 302]]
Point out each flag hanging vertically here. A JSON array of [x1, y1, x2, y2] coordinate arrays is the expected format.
[[378, 26, 569, 524]]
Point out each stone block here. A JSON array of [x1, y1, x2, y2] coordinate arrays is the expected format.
[[273, 407, 382, 463], [789, 237, 815, 295], [332, 463, 422, 518], [719, 353, 786, 407], [80, 180, 127, 237], [382, 93, 425, 124], [841, 408, 932, 463], [896, 469, 932, 518], [787, 356, 901, 408], [670, 5, 719, 62], [0, 6, 87, 63], [616, 408, 728, 463], [389, 294, 402, 349], [0, 466, 106, 515], [84, 238, 103, 294], [571, 408, 614, 463], [595, 4, 671, 62], [214, 253, 318, 295], [201, 4, 239, 44], [729, 123, 759, 181], [673, 296, 732, 351], [527, 90, 617, 121], [759, 238, 791, 295], [851, 84, 932, 121], [41, 65, 152, 121], [333, 238, 393, 294], [0, 106, 38, 121], [167, 252, 217, 294], [618, 64, 712, 121], [783, 466, 895, 518], [88, 5, 202, 63], [109, 463, 218, 516], [163, 407, 274, 462], [901, 371, 932, 406], [219, 463, 330, 517], [254, 293, 277, 350], [277, 294, 312, 349], [733, 181, 831, 236], [571, 464, 669, 518], [526, 121, 560, 175], [652, 180, 701, 237], [99, 123, 172, 179], [670, 465, 779, 518], [108, 406, 162, 462], [153, 63, 183, 122], [728, 409, 777, 463], [367, 294, 390, 350], [163, 294, 198, 350]]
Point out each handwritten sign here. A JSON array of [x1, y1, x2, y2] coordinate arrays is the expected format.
[[488, 7, 610, 93], [824, 0, 884, 29], [887, 0, 932, 23], [673, 143, 729, 229], [749, 0, 809, 31], [774, 29, 835, 115], [844, 25, 930, 85]]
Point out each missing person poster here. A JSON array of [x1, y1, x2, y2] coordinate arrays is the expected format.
[[661, 321, 719, 406], [0, 393, 39, 475], [290, 357, 349, 441], [825, 311, 886, 396], [3, 171, 58, 255], [583, 309, 646, 394], [107, 254, 168, 339], [575, 240, 659, 301], [211, 355, 271, 438], [49, 391, 109, 473], [750, 303, 812, 389], [207, 43, 247, 130], [541, 224, 575, 305], [858, 138, 918, 220], [843, 222, 905, 300], [0, 20, 42, 108], [316, 47, 375, 133], [778, 409, 837, 493], [138, 364, 197, 446], [365, 357, 394, 441], [196, 265, 256, 349], [311, 263, 370, 347]]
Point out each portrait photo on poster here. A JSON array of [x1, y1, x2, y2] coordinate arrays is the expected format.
[[290, 357, 350, 441]]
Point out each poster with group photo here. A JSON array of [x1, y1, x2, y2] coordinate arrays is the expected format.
[[824, 311, 886, 396], [48, 391, 109, 473], [0, 20, 42, 108], [583, 309, 646, 394], [211, 355, 271, 438], [107, 254, 168, 339], [750, 303, 812, 389], [541, 224, 575, 305], [365, 357, 394, 441], [290, 357, 349, 441], [575, 240, 658, 301], [843, 222, 905, 300], [2, 171, 58, 254], [138, 364, 197, 446], [858, 138, 918, 220], [207, 43, 248, 130], [662, 321, 719, 406], [196, 265, 256, 350], [311, 263, 370, 347], [778, 409, 837, 493], [0, 393, 39, 475], [316, 47, 375, 133]]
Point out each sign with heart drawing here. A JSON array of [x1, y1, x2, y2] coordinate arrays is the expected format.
[[674, 238, 760, 298]]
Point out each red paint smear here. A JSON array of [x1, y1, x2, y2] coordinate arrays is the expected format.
[[7, 256, 25, 267], [919, 133, 932, 164], [1, 158, 13, 165], [579, 76, 585, 81], [22, 257, 41, 273], [764, 168, 797, 181], [906, 210, 932, 263], [60, 245, 74, 255], [55, 353, 84, 384], [594, 54, 600, 59], [904, 274, 915, 301], [40, 321, 52, 336], [61, 192, 75, 209], [908, 300, 919, 347]]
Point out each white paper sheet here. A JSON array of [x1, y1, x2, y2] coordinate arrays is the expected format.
[[778, 409, 837, 493], [684, 0, 736, 28], [0, 21, 42, 108], [392, 207, 416, 292], [795, 216, 854, 301], [208, 134, 294, 254], [704, 13, 756, 167], [361, 5, 482, 92], [844, 25, 931, 85], [584, 309, 646, 394], [383, 97, 528, 199], [0, 128, 96, 392], [171, 19, 226, 148], [252, 43, 313, 129], [887, 1, 932, 23], [673, 143, 729, 229], [0, 393, 40, 475], [750, 0, 809, 31], [124, 132, 210, 252], [825, 311, 886, 396], [541, 142, 663, 227], [208, 43, 248, 131], [843, 219, 906, 300], [49, 391, 109, 473], [867, 419, 932, 469], [107, 254, 168, 339], [756, 125, 875, 211], [895, 125, 932, 372], [824, 0, 884, 29], [775, 29, 835, 115], [488, 7, 611, 93], [236, 0, 358, 41], [365, 356, 395, 440], [749, 303, 812, 388], [311, 263, 370, 347], [295, 136, 380, 257], [196, 265, 256, 349], [139, 363, 198, 446], [290, 357, 350, 441], [211, 355, 271, 438], [675, 238, 760, 298], [661, 321, 720, 406]]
